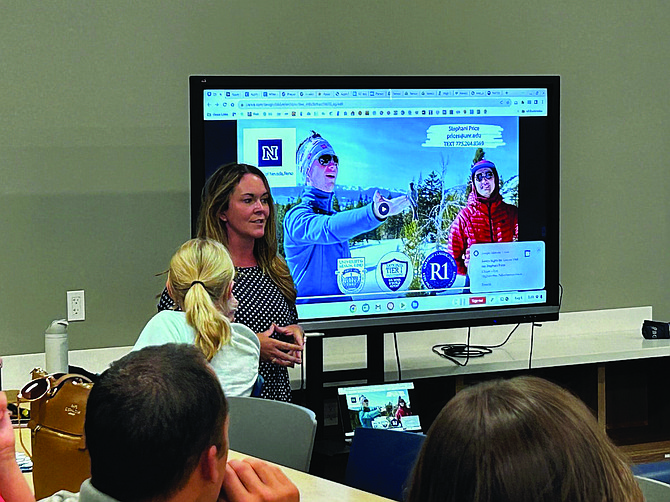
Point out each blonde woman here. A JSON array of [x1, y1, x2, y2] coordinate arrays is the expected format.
[[135, 238, 260, 397]]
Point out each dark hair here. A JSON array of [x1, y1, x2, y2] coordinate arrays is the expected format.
[[85, 344, 228, 502], [196, 162, 296, 304], [405, 376, 642, 502]]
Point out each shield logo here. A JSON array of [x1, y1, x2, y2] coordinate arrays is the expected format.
[[336, 257, 366, 295], [380, 258, 409, 292]]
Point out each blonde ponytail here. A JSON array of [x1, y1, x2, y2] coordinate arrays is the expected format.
[[167, 239, 235, 361], [183, 283, 231, 360]]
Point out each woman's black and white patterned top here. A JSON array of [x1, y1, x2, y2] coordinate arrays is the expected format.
[[157, 266, 298, 402]]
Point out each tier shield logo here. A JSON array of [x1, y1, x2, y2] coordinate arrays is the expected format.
[[376, 252, 413, 292]]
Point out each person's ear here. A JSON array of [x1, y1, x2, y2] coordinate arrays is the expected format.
[[166, 275, 175, 300], [219, 282, 238, 321], [200, 445, 221, 482], [219, 212, 227, 223]]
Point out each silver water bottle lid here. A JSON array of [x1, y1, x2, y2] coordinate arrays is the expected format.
[[45, 319, 68, 335]]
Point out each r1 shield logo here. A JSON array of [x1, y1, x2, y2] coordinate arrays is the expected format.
[[258, 139, 282, 167], [421, 250, 457, 290]]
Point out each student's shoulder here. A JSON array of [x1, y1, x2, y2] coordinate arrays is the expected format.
[[151, 309, 186, 324], [231, 322, 261, 347], [135, 310, 189, 349]]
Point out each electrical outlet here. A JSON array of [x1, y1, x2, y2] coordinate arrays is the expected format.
[[67, 290, 85, 321]]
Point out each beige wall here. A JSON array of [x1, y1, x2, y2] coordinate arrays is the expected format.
[[1, 1, 668, 355]]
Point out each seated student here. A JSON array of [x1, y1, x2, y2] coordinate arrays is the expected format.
[[0, 344, 299, 502], [134, 238, 261, 397], [405, 376, 643, 502]]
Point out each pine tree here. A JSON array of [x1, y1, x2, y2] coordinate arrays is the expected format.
[[401, 216, 426, 294]]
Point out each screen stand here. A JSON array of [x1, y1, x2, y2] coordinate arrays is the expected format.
[[305, 330, 386, 431]]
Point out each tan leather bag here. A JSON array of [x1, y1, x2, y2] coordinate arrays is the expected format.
[[23, 370, 93, 499]]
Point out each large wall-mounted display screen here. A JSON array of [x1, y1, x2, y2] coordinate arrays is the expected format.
[[189, 75, 560, 333]]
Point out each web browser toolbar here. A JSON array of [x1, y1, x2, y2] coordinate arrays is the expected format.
[[203, 88, 548, 120]]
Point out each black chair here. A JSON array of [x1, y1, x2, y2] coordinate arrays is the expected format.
[[345, 427, 426, 501]]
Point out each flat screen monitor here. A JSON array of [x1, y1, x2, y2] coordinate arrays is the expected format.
[[189, 75, 560, 334], [337, 382, 422, 440]]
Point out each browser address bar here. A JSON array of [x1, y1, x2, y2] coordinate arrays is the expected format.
[[239, 101, 345, 108], [237, 98, 512, 109]]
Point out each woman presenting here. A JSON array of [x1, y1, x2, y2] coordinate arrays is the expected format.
[[159, 163, 303, 401]]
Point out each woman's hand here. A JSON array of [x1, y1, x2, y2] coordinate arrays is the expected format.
[[257, 324, 304, 367], [275, 324, 304, 365]]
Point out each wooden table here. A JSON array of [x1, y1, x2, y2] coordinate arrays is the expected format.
[[228, 450, 392, 501], [16, 428, 391, 501]]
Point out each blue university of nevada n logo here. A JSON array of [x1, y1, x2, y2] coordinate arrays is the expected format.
[[257, 139, 282, 167]]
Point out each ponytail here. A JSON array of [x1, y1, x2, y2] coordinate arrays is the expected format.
[[167, 239, 236, 361], [183, 282, 231, 361]]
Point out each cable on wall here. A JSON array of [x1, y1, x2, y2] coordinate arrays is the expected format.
[[432, 322, 521, 367], [393, 332, 402, 381]]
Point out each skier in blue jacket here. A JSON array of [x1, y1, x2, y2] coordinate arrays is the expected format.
[[283, 131, 410, 300], [358, 396, 382, 428]]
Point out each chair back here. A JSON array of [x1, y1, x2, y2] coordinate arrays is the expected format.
[[635, 475, 670, 502], [226, 396, 317, 472], [345, 427, 426, 501], [632, 460, 670, 484]]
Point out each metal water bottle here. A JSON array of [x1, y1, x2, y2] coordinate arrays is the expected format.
[[45, 319, 69, 374]]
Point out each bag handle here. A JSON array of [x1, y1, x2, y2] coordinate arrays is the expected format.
[[17, 372, 93, 460], [48, 373, 93, 393]]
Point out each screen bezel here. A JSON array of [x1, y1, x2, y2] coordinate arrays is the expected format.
[[188, 75, 560, 335]]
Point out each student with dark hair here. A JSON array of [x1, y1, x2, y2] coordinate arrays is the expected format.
[[405, 376, 643, 502], [0, 344, 299, 502], [85, 344, 231, 501]]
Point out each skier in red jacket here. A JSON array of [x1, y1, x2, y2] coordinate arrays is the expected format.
[[447, 149, 518, 276]]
